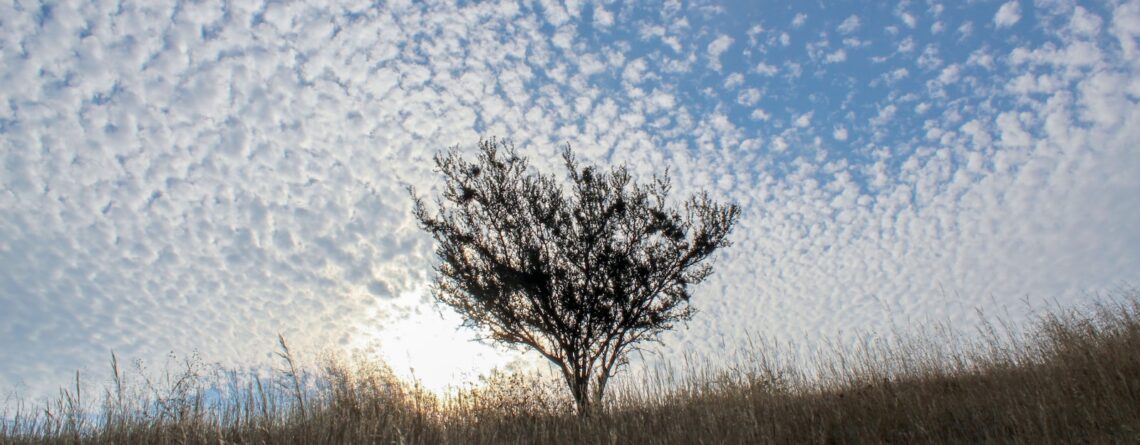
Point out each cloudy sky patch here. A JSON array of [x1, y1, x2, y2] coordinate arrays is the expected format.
[[2, 0, 1139, 397]]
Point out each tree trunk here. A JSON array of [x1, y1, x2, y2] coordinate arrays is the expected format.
[[570, 376, 592, 417], [594, 373, 609, 410]]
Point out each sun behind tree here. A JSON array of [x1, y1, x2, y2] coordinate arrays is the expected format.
[[409, 138, 740, 416]]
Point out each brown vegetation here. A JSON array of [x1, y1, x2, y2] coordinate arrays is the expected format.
[[4, 290, 1140, 444]]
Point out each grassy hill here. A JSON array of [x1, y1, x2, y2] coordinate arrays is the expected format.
[[4, 290, 1140, 444]]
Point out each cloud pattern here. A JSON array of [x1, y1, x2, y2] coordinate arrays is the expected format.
[[2, 0, 1139, 396]]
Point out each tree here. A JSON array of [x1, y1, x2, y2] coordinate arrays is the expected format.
[[409, 138, 740, 416]]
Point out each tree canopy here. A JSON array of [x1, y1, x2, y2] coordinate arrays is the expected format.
[[410, 138, 740, 415]]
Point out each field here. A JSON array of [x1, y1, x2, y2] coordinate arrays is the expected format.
[[3, 291, 1140, 444]]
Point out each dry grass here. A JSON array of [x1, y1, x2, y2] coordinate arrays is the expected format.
[[4, 290, 1140, 444]]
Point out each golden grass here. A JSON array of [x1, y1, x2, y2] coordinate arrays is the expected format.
[[4, 290, 1140, 444]]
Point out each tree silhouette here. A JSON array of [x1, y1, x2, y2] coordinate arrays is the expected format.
[[409, 138, 740, 416]]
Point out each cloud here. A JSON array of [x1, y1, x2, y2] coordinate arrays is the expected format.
[[898, 37, 916, 53], [1111, 1, 1140, 62], [918, 45, 943, 69], [792, 13, 807, 28], [995, 1, 1022, 28], [959, 21, 974, 38], [900, 12, 917, 29], [884, 67, 910, 84], [707, 34, 734, 71], [825, 49, 847, 63], [737, 88, 763, 106], [937, 64, 962, 84], [754, 62, 779, 76], [746, 24, 765, 47], [540, 0, 570, 26], [724, 72, 745, 89], [794, 111, 814, 128], [838, 15, 861, 34], [623, 58, 649, 84], [871, 104, 898, 127], [770, 136, 788, 151], [1068, 7, 1101, 37], [594, 4, 614, 28]]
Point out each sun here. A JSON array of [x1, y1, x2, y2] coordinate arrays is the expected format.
[[366, 288, 526, 394]]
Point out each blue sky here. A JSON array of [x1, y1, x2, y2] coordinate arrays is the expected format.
[[2, 0, 1139, 397]]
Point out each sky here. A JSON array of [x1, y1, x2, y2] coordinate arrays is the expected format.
[[2, 0, 1140, 399]]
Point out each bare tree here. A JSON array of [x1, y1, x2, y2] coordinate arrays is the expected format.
[[409, 138, 739, 416]]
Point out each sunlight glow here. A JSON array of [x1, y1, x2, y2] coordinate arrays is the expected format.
[[369, 289, 528, 394]]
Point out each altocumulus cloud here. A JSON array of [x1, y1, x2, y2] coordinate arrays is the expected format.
[[2, 0, 1139, 398]]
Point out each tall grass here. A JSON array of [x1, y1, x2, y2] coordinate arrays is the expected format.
[[4, 290, 1140, 444]]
